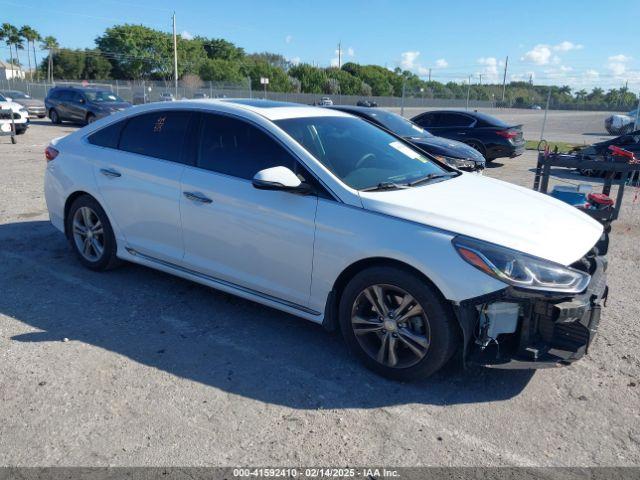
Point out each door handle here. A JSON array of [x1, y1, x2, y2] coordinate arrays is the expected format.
[[100, 168, 121, 178], [183, 191, 212, 204]]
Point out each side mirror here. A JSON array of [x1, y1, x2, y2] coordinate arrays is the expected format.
[[252, 166, 311, 194]]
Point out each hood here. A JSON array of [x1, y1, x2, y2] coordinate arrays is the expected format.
[[0, 101, 24, 113], [359, 173, 603, 265], [15, 98, 44, 108], [408, 136, 485, 162]]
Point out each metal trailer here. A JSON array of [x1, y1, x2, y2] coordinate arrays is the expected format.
[[533, 149, 640, 225], [0, 107, 17, 144]]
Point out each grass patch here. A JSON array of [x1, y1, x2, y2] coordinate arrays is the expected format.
[[525, 140, 581, 152]]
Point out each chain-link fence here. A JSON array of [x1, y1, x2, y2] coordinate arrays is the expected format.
[[0, 78, 495, 110]]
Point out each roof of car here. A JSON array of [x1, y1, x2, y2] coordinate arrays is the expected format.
[[328, 105, 376, 114], [51, 86, 111, 93], [202, 98, 350, 121]]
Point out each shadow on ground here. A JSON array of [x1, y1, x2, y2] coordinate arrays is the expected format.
[[484, 161, 504, 169], [1, 221, 534, 409]]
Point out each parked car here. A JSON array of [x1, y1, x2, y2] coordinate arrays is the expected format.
[[0, 90, 46, 118], [44, 99, 607, 380], [132, 92, 150, 105], [357, 100, 378, 107], [317, 96, 333, 106], [45, 87, 132, 125], [328, 105, 485, 172], [159, 92, 176, 102], [411, 110, 525, 161], [604, 109, 637, 135], [0, 92, 29, 134], [530, 104, 542, 110], [193, 92, 209, 99]]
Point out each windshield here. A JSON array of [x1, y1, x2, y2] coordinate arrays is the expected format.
[[84, 91, 124, 103], [366, 110, 433, 138], [0, 94, 6, 102], [2, 91, 29, 99], [276, 116, 449, 190]]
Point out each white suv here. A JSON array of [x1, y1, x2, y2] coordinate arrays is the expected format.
[[44, 99, 608, 380]]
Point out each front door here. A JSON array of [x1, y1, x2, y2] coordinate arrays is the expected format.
[[180, 113, 318, 308]]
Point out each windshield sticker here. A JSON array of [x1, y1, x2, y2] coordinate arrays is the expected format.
[[389, 141, 427, 162]]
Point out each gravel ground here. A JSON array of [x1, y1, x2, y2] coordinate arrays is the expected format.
[[0, 119, 639, 467]]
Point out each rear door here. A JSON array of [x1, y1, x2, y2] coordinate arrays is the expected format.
[[91, 109, 193, 262], [180, 112, 319, 308], [428, 112, 475, 140], [56, 90, 75, 120], [68, 92, 87, 122]]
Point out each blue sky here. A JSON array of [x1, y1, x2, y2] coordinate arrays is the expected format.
[[2, 0, 639, 90]]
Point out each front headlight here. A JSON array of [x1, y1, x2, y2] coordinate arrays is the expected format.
[[453, 236, 590, 293], [434, 155, 478, 170]]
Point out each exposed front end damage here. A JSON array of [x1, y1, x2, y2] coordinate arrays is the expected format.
[[454, 252, 608, 369]]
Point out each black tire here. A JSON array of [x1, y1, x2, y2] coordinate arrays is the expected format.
[[465, 140, 487, 159], [338, 266, 458, 381], [65, 195, 120, 271], [37, 114, 46, 119], [50, 109, 61, 124], [86, 113, 96, 125]]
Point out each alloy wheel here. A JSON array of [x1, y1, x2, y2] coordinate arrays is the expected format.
[[72, 206, 105, 262], [350, 284, 431, 368]]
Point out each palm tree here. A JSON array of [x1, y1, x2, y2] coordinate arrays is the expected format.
[[1, 23, 18, 79], [41, 36, 59, 83], [20, 25, 40, 80], [10, 32, 24, 76]]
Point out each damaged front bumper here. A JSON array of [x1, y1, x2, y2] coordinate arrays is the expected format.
[[454, 255, 608, 369]]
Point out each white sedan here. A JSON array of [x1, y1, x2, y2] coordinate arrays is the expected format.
[[44, 99, 608, 380], [0, 92, 29, 135]]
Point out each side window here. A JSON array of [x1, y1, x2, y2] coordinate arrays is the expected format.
[[72, 92, 85, 103], [414, 113, 434, 127], [88, 121, 125, 149], [119, 110, 192, 163], [439, 113, 473, 127], [59, 90, 74, 101], [197, 113, 294, 180]]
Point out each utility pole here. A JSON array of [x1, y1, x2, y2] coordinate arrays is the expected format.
[[479, 74, 483, 86], [540, 88, 552, 141], [501, 55, 509, 103], [428, 68, 431, 82], [337, 41, 342, 68], [172, 12, 178, 98], [466, 75, 471, 110]]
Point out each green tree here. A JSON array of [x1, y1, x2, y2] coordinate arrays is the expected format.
[[1, 23, 19, 76], [200, 37, 244, 61], [199, 58, 244, 83], [288, 63, 327, 93], [19, 25, 40, 80], [83, 50, 112, 79]]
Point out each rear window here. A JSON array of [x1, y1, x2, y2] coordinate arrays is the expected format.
[[88, 121, 124, 149], [119, 111, 192, 163], [472, 112, 510, 128]]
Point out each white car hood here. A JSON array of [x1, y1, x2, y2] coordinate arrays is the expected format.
[[0, 101, 24, 113], [359, 173, 603, 265]]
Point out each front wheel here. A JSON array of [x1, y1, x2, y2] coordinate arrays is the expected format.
[[50, 109, 61, 124], [339, 266, 459, 381], [86, 113, 96, 125], [65, 195, 120, 271]]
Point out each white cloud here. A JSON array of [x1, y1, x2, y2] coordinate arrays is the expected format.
[[400, 51, 421, 70], [607, 54, 631, 77], [435, 58, 448, 68], [522, 41, 583, 65], [180, 30, 194, 40], [288, 56, 301, 66], [347, 47, 355, 57], [608, 54, 631, 63], [585, 69, 599, 78], [285, 35, 293, 44], [477, 57, 503, 82], [522, 44, 552, 65], [553, 41, 583, 52]]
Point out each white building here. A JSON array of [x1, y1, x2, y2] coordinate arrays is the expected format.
[[0, 60, 25, 80]]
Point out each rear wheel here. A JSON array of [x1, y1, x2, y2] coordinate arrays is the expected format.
[[50, 109, 61, 124], [65, 195, 120, 271], [86, 113, 96, 125], [339, 266, 458, 381], [465, 140, 487, 159]]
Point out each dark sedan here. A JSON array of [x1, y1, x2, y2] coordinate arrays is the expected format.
[[329, 105, 485, 172], [411, 110, 525, 161]]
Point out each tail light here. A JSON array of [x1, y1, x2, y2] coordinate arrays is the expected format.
[[495, 129, 519, 139], [45, 146, 59, 162]]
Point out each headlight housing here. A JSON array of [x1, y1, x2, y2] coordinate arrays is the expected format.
[[434, 155, 480, 170], [453, 236, 590, 293]]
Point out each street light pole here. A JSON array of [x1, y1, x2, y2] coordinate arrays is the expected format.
[[172, 12, 178, 98]]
